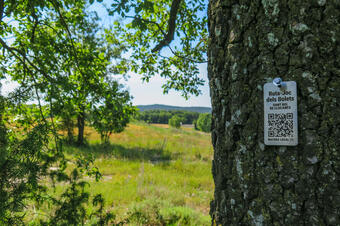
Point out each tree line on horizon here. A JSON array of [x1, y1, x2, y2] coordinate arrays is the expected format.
[[136, 109, 212, 132], [136, 109, 199, 124]]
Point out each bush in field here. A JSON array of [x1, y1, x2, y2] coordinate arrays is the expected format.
[[196, 113, 211, 132], [91, 80, 135, 144], [169, 115, 182, 128]]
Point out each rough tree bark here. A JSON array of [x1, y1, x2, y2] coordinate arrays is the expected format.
[[208, 0, 340, 225]]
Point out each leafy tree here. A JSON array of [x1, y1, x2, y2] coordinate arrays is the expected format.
[[169, 115, 182, 128], [91, 79, 136, 143], [47, 11, 129, 146], [0, 0, 121, 224], [1, 0, 131, 146], [196, 113, 211, 132]]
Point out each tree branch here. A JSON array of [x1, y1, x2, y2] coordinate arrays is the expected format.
[[48, 0, 85, 79], [6, 86, 33, 101], [151, 0, 182, 53], [126, 16, 166, 37], [0, 0, 4, 23], [0, 37, 54, 81], [29, 8, 39, 44], [168, 45, 207, 63]]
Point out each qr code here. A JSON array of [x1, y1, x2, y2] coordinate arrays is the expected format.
[[268, 113, 293, 137]]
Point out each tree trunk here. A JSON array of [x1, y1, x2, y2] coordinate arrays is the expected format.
[[66, 125, 74, 143], [62, 115, 74, 144], [0, 96, 6, 148], [208, 0, 340, 225], [77, 109, 85, 146]]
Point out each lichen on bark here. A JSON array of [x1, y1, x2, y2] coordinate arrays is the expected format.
[[208, 0, 340, 225]]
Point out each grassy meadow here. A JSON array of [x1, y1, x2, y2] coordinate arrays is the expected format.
[[29, 121, 214, 225]]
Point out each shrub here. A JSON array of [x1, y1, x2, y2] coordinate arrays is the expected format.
[[161, 206, 209, 225], [196, 113, 211, 132], [169, 115, 182, 128]]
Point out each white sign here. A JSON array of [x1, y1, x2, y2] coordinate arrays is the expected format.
[[264, 81, 298, 146]]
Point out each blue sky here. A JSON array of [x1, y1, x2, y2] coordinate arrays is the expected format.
[[123, 63, 211, 107]]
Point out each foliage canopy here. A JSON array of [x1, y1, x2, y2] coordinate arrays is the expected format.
[[108, 0, 208, 98], [0, 0, 134, 224]]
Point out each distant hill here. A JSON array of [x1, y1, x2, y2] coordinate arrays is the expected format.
[[136, 104, 211, 113]]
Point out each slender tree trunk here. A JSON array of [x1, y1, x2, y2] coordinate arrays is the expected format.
[[77, 108, 85, 146], [66, 125, 74, 143], [62, 116, 74, 143], [0, 96, 7, 148], [208, 0, 340, 225]]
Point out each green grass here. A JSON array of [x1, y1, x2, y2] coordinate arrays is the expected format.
[[30, 121, 214, 225]]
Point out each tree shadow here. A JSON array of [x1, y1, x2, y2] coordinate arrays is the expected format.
[[65, 142, 180, 163]]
